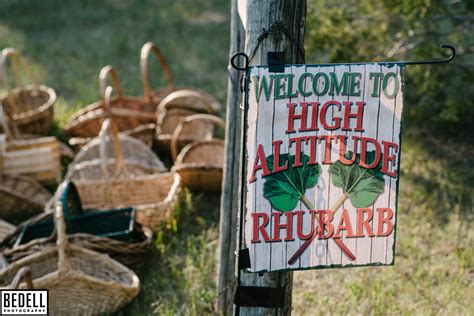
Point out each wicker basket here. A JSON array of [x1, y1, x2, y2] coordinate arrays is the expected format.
[[3, 181, 153, 269], [0, 48, 55, 135], [1, 267, 34, 289], [172, 114, 225, 192], [0, 173, 52, 221], [62, 65, 156, 147], [141, 42, 222, 114], [0, 220, 15, 244], [0, 104, 61, 184], [155, 90, 221, 156], [141, 41, 179, 105], [66, 114, 165, 180], [0, 204, 140, 315], [67, 87, 180, 231], [68, 123, 156, 150]]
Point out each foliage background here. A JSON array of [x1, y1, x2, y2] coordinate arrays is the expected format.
[[0, 0, 472, 315]]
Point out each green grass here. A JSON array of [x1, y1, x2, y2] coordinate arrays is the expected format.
[[1, 1, 473, 315]]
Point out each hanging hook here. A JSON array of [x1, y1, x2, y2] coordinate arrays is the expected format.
[[231, 52, 249, 72], [405, 45, 455, 65]]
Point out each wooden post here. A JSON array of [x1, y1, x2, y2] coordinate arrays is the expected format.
[[218, 0, 306, 315], [217, 0, 245, 315]]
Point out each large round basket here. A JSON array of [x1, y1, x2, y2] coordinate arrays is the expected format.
[[0, 48, 55, 135], [66, 132, 165, 179], [62, 65, 156, 147], [0, 204, 140, 315], [0, 173, 52, 221], [172, 114, 225, 192]]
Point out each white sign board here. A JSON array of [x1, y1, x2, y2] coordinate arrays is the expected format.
[[243, 63, 404, 272]]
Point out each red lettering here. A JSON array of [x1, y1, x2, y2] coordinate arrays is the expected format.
[[338, 135, 357, 165], [355, 208, 374, 237], [376, 208, 394, 236], [318, 135, 337, 164], [272, 140, 288, 173], [342, 101, 365, 132], [320, 101, 342, 130], [382, 141, 398, 177], [317, 210, 334, 239], [273, 212, 295, 241], [333, 209, 355, 238], [359, 137, 381, 169], [296, 210, 317, 240], [248, 144, 270, 183], [251, 212, 270, 242]]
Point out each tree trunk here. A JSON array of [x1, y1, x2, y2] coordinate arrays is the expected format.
[[217, 0, 245, 315], [218, 1, 306, 315]]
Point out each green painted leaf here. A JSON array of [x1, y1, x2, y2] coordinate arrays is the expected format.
[[328, 150, 385, 208], [263, 153, 321, 212]]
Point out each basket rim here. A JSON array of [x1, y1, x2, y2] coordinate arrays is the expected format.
[[0, 244, 140, 291], [1, 84, 56, 120], [0, 173, 52, 207], [175, 139, 224, 165], [63, 96, 155, 133]]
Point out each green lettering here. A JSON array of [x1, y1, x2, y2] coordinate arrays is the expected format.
[[329, 72, 349, 96], [313, 73, 329, 96], [370, 72, 383, 97], [298, 72, 313, 97], [349, 72, 361, 96], [286, 74, 298, 98], [253, 75, 274, 101], [274, 74, 287, 99], [382, 72, 399, 99]]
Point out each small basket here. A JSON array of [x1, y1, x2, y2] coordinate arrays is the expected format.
[[0, 104, 61, 184], [155, 90, 219, 156], [172, 114, 225, 192], [0, 203, 140, 315], [0, 173, 52, 221], [0, 48, 55, 135], [62, 65, 156, 147], [15, 181, 137, 244], [69, 87, 181, 231]]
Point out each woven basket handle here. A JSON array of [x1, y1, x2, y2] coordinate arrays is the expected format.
[[55, 202, 71, 275], [156, 89, 216, 117], [9, 267, 34, 289], [171, 114, 225, 160], [99, 65, 123, 116], [0, 47, 34, 89], [141, 42, 174, 103], [99, 86, 128, 178]]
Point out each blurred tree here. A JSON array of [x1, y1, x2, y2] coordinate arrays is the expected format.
[[306, 0, 474, 136]]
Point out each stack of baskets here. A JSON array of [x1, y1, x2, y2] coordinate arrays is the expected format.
[[1, 42, 226, 314]]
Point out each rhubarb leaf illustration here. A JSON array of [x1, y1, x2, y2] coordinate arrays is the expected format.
[[329, 150, 385, 208], [263, 153, 321, 212]]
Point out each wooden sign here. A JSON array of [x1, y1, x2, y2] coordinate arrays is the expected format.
[[243, 63, 404, 272]]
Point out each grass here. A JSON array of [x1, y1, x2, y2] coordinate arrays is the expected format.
[[1, 1, 473, 315]]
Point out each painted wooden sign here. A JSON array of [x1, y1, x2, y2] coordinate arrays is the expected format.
[[243, 63, 404, 272]]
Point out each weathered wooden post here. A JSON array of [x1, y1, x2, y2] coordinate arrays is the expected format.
[[218, 1, 306, 315], [217, 0, 245, 314]]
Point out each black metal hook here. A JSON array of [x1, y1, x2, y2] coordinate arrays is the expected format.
[[231, 52, 249, 72], [403, 45, 455, 65]]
